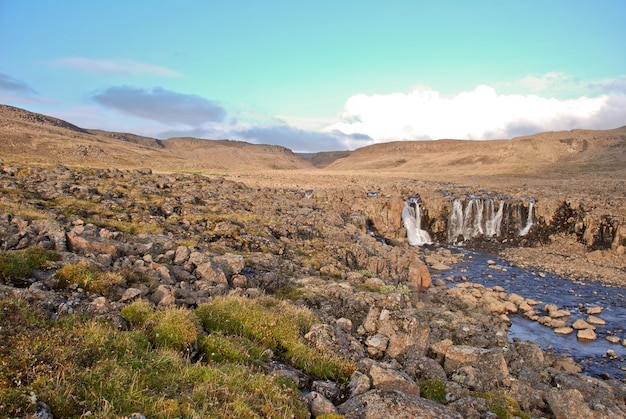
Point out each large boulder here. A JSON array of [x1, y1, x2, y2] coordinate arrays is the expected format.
[[337, 389, 463, 419]]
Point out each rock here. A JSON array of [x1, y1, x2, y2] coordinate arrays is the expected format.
[[572, 318, 595, 330], [554, 327, 574, 335], [194, 261, 228, 285], [306, 391, 337, 417], [212, 253, 245, 277], [544, 388, 606, 419], [429, 338, 453, 363], [430, 262, 451, 271], [577, 328, 597, 341], [365, 333, 389, 357], [375, 308, 430, 358], [586, 305, 603, 315], [587, 315, 606, 325], [368, 363, 419, 395], [305, 323, 366, 361], [347, 370, 371, 397], [443, 345, 509, 392], [173, 246, 190, 264], [337, 389, 463, 419]]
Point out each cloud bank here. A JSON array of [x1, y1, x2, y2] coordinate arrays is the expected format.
[[56, 57, 182, 77], [327, 83, 626, 143], [91, 86, 226, 126]]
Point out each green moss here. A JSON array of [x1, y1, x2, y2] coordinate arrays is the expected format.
[[477, 390, 530, 419], [0, 246, 60, 282], [419, 379, 447, 403], [54, 262, 126, 297]]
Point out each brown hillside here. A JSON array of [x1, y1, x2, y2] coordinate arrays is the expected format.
[[325, 128, 626, 176], [0, 105, 313, 171]]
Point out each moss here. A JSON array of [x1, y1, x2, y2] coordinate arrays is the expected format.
[[419, 378, 447, 403], [476, 390, 530, 419], [54, 262, 126, 297], [0, 246, 60, 282]]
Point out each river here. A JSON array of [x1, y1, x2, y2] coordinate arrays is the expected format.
[[430, 247, 626, 381]]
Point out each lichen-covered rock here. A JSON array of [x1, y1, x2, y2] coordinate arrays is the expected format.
[[337, 389, 463, 419]]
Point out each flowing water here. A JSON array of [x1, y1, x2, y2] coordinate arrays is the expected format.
[[430, 247, 626, 380]]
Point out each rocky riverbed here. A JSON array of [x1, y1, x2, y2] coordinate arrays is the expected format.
[[1, 163, 625, 418]]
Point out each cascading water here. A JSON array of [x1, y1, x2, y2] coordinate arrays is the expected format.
[[519, 199, 535, 236], [402, 196, 432, 246], [446, 197, 533, 244], [405, 194, 535, 246]]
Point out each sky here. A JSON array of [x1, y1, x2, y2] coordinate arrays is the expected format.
[[1, 0, 625, 152]]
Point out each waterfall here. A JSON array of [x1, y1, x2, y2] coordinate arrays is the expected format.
[[484, 199, 504, 237], [446, 197, 506, 244], [402, 197, 432, 246], [519, 199, 535, 236], [447, 198, 464, 243]]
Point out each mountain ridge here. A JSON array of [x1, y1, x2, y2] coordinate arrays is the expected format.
[[1, 104, 624, 175]]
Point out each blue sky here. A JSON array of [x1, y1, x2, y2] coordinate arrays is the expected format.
[[1, 0, 625, 152]]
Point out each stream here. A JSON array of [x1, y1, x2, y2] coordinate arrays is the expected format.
[[429, 247, 626, 381]]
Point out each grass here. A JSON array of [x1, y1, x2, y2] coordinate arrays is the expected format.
[[54, 261, 126, 297], [0, 246, 60, 283], [419, 379, 447, 403], [195, 295, 356, 382], [0, 296, 311, 418]]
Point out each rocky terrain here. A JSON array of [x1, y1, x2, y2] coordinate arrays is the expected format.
[[0, 163, 625, 418], [1, 106, 626, 417]]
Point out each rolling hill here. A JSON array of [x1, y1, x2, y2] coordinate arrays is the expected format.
[[1, 104, 625, 176]]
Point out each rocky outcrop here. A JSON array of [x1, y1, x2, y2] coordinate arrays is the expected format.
[[1, 163, 625, 418]]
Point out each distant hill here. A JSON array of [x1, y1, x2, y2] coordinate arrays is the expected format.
[[324, 128, 626, 175], [1, 104, 624, 176], [0, 105, 313, 171], [299, 151, 352, 168]]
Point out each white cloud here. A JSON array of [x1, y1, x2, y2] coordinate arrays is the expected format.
[[326, 81, 625, 142], [55, 57, 182, 77]]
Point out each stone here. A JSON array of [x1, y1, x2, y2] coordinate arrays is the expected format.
[[587, 315, 606, 325], [586, 305, 603, 315], [195, 261, 228, 285], [337, 389, 463, 419], [430, 262, 451, 271], [365, 334, 389, 357], [430, 338, 453, 363], [572, 318, 595, 330], [305, 391, 337, 417], [348, 370, 371, 397], [577, 328, 597, 341], [376, 308, 430, 358], [544, 389, 597, 419], [554, 327, 574, 335], [369, 363, 419, 395]]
